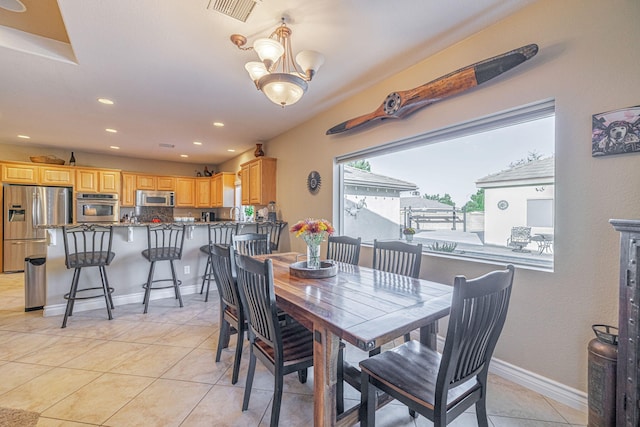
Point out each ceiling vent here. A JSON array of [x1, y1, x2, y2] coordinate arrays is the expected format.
[[207, 0, 258, 23]]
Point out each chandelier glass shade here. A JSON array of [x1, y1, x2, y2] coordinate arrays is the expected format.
[[231, 18, 324, 107]]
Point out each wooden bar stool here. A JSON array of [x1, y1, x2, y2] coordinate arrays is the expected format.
[[141, 224, 186, 313], [61, 224, 115, 328]]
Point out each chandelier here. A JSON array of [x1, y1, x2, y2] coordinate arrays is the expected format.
[[230, 18, 324, 107]]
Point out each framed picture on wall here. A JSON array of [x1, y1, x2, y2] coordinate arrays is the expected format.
[[592, 105, 640, 157]]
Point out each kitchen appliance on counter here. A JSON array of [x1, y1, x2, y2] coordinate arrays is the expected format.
[[136, 190, 175, 207], [201, 212, 215, 222], [3, 185, 72, 272], [76, 193, 120, 224]]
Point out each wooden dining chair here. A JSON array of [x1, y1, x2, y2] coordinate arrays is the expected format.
[[234, 254, 314, 427], [359, 265, 515, 427], [232, 232, 271, 256], [257, 221, 288, 252], [200, 222, 238, 301], [209, 243, 246, 384], [372, 239, 423, 279], [327, 235, 361, 265]]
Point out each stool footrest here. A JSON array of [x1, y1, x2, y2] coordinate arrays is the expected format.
[[142, 279, 183, 290], [64, 286, 114, 301]]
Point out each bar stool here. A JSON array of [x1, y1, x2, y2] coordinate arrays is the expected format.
[[61, 224, 115, 328], [200, 222, 237, 302], [142, 224, 186, 313]]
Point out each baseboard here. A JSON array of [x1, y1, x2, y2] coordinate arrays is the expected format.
[[43, 284, 199, 317]]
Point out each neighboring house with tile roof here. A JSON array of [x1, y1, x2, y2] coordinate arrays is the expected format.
[[476, 157, 555, 248], [343, 165, 418, 242]]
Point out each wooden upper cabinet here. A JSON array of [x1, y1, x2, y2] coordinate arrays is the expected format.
[[75, 168, 121, 193], [1, 163, 38, 184], [121, 173, 136, 207], [211, 172, 235, 207], [136, 175, 156, 190], [240, 157, 276, 206], [39, 166, 74, 186], [195, 177, 211, 207], [175, 177, 195, 207], [156, 176, 176, 191]]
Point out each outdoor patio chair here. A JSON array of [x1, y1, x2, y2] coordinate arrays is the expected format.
[[507, 226, 531, 252]]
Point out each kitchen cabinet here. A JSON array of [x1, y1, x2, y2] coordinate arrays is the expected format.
[[136, 175, 156, 190], [39, 166, 74, 186], [1, 162, 38, 184], [121, 173, 136, 207], [240, 157, 276, 206], [176, 177, 195, 207], [75, 168, 121, 193], [156, 176, 176, 191], [211, 172, 236, 207], [195, 177, 211, 207]]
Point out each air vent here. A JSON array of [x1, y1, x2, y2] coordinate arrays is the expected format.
[[159, 143, 175, 148], [207, 0, 258, 23]]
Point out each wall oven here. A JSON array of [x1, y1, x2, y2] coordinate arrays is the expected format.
[[135, 190, 175, 207], [76, 193, 120, 223]]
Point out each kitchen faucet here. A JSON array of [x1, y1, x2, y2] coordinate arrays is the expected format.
[[229, 207, 240, 221]]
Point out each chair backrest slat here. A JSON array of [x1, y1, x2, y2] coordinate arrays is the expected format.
[[209, 222, 238, 246], [235, 254, 282, 354], [63, 224, 114, 268], [372, 240, 422, 278], [209, 244, 241, 310], [232, 233, 271, 256], [327, 235, 361, 265], [256, 221, 288, 252], [146, 224, 186, 258], [437, 265, 514, 400]]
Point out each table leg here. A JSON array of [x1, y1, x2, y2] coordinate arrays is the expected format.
[[313, 325, 340, 427], [419, 321, 439, 350]]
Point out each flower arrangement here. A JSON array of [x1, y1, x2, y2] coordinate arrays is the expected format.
[[403, 227, 416, 235], [290, 219, 334, 269]]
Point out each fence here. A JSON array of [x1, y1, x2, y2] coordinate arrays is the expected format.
[[402, 206, 467, 231]]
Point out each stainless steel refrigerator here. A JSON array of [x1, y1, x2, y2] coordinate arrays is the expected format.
[[3, 185, 72, 272]]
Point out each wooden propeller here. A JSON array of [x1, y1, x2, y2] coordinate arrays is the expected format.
[[326, 44, 539, 135]]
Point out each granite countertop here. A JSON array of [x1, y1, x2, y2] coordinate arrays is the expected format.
[[38, 221, 257, 229]]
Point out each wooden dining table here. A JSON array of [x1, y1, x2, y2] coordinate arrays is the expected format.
[[256, 253, 454, 427]]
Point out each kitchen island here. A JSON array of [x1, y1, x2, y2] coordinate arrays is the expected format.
[[40, 222, 237, 317]]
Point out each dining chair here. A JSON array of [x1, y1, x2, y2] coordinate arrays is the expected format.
[[234, 253, 314, 427], [232, 232, 271, 256], [61, 224, 115, 328], [359, 265, 515, 427], [200, 222, 238, 301], [326, 235, 361, 265], [257, 221, 288, 252], [141, 223, 186, 313], [372, 239, 423, 279], [209, 243, 246, 384]]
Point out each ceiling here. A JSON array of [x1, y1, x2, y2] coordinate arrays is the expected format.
[[0, 0, 534, 165]]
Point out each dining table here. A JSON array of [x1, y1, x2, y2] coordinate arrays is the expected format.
[[256, 252, 454, 427]]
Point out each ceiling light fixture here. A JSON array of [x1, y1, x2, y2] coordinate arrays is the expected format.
[[17, 134, 30, 139], [180, 154, 189, 158], [98, 98, 114, 105], [110, 146, 120, 150], [193, 141, 203, 145], [105, 128, 117, 133], [0, 0, 26, 12], [231, 17, 324, 107], [213, 122, 224, 127]]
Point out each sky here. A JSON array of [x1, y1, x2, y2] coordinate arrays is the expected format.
[[366, 116, 555, 206]]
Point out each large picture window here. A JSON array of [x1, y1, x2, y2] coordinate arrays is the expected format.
[[336, 100, 555, 270]]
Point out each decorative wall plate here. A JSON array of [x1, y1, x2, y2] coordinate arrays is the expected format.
[[497, 200, 509, 210], [307, 171, 321, 194]]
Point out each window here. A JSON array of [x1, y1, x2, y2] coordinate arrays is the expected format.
[[336, 100, 555, 270]]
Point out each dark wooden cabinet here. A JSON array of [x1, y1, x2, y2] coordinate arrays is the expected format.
[[610, 219, 640, 427]]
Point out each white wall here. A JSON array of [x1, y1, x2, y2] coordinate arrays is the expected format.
[[229, 0, 640, 393]]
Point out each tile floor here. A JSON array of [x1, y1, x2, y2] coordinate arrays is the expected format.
[[0, 272, 587, 426]]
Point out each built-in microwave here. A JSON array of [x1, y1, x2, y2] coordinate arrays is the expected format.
[[136, 190, 175, 207], [76, 193, 120, 223]]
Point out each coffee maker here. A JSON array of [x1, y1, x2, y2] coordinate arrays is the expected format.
[[201, 212, 215, 222]]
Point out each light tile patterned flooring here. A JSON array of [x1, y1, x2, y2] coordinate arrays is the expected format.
[[0, 272, 587, 426]]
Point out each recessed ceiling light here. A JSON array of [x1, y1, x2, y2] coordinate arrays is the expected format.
[[110, 146, 120, 150], [98, 98, 114, 105], [193, 141, 202, 145], [213, 122, 224, 127], [227, 149, 236, 152], [180, 154, 189, 158], [17, 134, 30, 139], [0, 0, 26, 12], [105, 128, 117, 133]]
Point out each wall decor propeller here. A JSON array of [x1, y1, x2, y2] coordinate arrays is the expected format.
[[326, 44, 538, 135]]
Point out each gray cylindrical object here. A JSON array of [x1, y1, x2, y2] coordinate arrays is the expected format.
[[588, 324, 618, 427], [24, 256, 46, 312]]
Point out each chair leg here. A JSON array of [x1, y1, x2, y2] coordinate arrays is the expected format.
[[360, 371, 376, 427], [143, 261, 155, 314], [216, 319, 229, 362], [231, 326, 244, 385], [475, 397, 489, 427], [271, 369, 284, 427], [297, 368, 307, 384], [200, 254, 209, 294], [242, 349, 257, 411], [99, 266, 113, 320], [169, 260, 184, 307], [68, 268, 81, 316], [102, 266, 115, 309], [62, 268, 81, 328], [337, 343, 344, 415], [204, 256, 212, 302]]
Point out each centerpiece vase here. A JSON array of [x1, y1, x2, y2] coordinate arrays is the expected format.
[[304, 235, 322, 269], [405, 234, 413, 242]]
